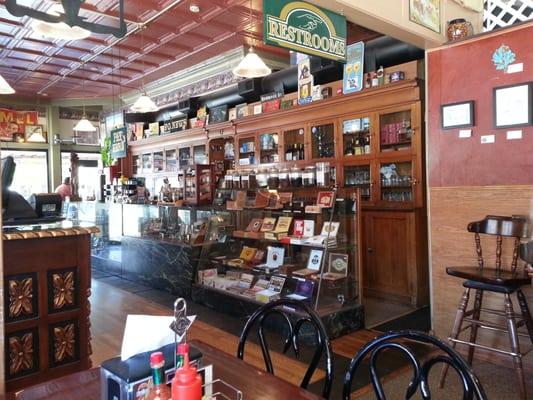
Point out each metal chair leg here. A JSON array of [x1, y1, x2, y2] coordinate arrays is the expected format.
[[467, 289, 483, 365], [439, 287, 470, 388], [516, 289, 533, 345], [504, 293, 527, 400]]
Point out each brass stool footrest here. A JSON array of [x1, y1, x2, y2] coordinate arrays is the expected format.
[[449, 337, 533, 357], [463, 317, 530, 336]]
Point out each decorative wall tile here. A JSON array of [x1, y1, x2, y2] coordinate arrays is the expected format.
[[49, 320, 79, 367], [6, 329, 39, 379], [48, 268, 78, 313], [5, 273, 38, 322]]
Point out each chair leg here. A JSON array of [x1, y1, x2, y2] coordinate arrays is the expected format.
[[439, 287, 470, 388], [516, 289, 533, 345], [467, 289, 483, 365], [504, 293, 527, 400]]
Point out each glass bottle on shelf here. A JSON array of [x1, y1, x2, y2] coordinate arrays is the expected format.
[[256, 169, 268, 188], [279, 168, 290, 188], [303, 166, 316, 187], [267, 167, 279, 188], [316, 162, 331, 187], [290, 167, 302, 187]]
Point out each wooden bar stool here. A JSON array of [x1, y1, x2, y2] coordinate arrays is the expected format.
[[439, 215, 533, 400]]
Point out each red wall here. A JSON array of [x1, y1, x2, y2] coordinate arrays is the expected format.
[[428, 22, 533, 187]]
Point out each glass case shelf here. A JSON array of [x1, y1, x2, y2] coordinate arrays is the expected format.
[[343, 117, 371, 156], [344, 165, 372, 201], [380, 161, 413, 202], [379, 110, 413, 152]]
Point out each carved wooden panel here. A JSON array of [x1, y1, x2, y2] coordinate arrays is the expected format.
[[49, 320, 79, 368], [5, 272, 38, 322], [6, 329, 39, 379], [48, 268, 78, 313]]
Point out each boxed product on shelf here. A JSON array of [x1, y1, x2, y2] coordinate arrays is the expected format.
[[256, 276, 286, 303], [293, 249, 324, 277]]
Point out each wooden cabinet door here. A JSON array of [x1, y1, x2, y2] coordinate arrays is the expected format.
[[362, 211, 415, 305]]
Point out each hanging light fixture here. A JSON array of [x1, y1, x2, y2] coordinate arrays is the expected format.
[[31, 2, 91, 40], [233, 0, 271, 78], [130, 24, 159, 113], [0, 73, 15, 94], [74, 63, 97, 132]]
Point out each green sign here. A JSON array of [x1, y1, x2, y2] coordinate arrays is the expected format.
[[110, 126, 127, 159], [263, 0, 347, 62]]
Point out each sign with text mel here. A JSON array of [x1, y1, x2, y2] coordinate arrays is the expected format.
[[263, 0, 347, 62], [110, 126, 127, 159]]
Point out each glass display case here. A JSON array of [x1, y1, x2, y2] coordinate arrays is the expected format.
[[344, 165, 372, 201], [142, 153, 152, 173], [166, 149, 177, 172], [184, 164, 215, 205], [133, 155, 140, 176], [379, 161, 413, 202], [259, 132, 279, 164], [193, 145, 207, 164], [193, 189, 361, 321], [282, 127, 305, 162], [342, 116, 371, 157], [311, 122, 335, 159], [379, 109, 413, 153], [179, 147, 191, 169], [153, 151, 164, 172], [238, 136, 256, 166]]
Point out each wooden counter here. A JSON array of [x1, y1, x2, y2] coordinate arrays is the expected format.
[[3, 222, 98, 392]]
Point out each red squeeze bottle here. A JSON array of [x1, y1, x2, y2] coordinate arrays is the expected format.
[[171, 345, 202, 400]]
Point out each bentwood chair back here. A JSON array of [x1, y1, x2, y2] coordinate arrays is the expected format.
[[237, 298, 334, 399], [342, 330, 487, 400]]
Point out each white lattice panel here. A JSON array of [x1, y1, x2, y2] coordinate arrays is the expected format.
[[484, 0, 533, 31]]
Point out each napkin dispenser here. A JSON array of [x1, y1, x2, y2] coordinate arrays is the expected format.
[[100, 343, 202, 400]]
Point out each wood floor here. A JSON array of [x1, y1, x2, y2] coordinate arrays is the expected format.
[[91, 278, 384, 386]]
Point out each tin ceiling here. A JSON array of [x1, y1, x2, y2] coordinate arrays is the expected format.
[[0, 0, 380, 99]]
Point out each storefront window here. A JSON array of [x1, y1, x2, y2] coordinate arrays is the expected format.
[[61, 152, 102, 201], [2, 150, 49, 199]]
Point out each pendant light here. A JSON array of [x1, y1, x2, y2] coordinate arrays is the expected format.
[[74, 63, 97, 132], [0, 73, 15, 94], [233, 0, 271, 78], [32, 2, 91, 41], [130, 24, 158, 113]]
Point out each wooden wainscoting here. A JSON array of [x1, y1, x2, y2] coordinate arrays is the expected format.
[[429, 185, 533, 370]]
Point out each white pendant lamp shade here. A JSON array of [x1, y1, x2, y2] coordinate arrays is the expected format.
[[0, 74, 15, 94], [32, 3, 91, 40], [130, 93, 159, 113], [74, 117, 96, 132], [233, 48, 271, 78]]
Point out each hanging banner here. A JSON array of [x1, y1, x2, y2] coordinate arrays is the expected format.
[[0, 108, 39, 141], [110, 126, 127, 159], [343, 41, 365, 94], [263, 0, 347, 62]]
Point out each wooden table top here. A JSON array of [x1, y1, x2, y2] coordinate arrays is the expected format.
[[8, 340, 323, 400]]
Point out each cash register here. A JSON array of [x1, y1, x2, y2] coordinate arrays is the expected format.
[[2, 156, 63, 226]]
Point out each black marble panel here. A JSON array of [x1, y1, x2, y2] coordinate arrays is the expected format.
[[192, 285, 364, 339], [121, 237, 197, 298]]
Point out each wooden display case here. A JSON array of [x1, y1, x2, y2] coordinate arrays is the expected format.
[[184, 164, 215, 205]]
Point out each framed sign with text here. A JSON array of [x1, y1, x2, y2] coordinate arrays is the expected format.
[[110, 126, 127, 159]]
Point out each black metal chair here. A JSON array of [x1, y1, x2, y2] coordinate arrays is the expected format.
[[237, 298, 334, 399], [342, 330, 487, 400]]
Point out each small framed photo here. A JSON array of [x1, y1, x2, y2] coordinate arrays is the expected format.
[[493, 82, 532, 129], [228, 108, 237, 121], [441, 101, 474, 129], [208, 105, 228, 125], [328, 253, 349, 277], [236, 103, 248, 119]]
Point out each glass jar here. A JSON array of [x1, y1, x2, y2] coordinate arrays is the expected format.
[[290, 167, 302, 187], [316, 162, 331, 187], [447, 19, 473, 42], [248, 169, 257, 189], [303, 166, 316, 187], [224, 170, 234, 189], [232, 170, 241, 189], [256, 169, 269, 188], [279, 168, 290, 189], [241, 169, 250, 189], [267, 167, 279, 188]]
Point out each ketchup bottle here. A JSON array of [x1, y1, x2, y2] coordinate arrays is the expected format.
[[171, 344, 202, 400]]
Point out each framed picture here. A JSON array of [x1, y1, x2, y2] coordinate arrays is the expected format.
[[441, 100, 475, 129], [493, 82, 532, 128], [75, 126, 100, 145], [328, 253, 349, 277], [236, 103, 248, 119], [409, 0, 440, 33], [24, 125, 47, 143], [208, 105, 228, 125]]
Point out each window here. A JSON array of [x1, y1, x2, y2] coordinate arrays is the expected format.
[[2, 150, 49, 199], [61, 152, 102, 201]]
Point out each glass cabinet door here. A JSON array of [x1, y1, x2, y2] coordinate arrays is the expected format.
[[344, 165, 372, 202], [238, 137, 256, 166], [342, 117, 371, 157], [282, 127, 305, 162], [311, 123, 335, 159], [379, 109, 413, 153], [142, 153, 152, 173], [259, 133, 279, 164], [153, 151, 164, 172], [194, 145, 207, 164], [179, 147, 191, 169], [132, 155, 140, 175], [379, 161, 413, 202], [166, 149, 177, 172]]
